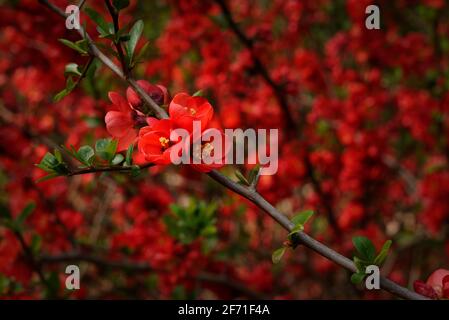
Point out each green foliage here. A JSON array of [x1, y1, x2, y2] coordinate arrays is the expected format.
[[235, 165, 261, 187], [35, 150, 70, 181], [95, 138, 118, 163], [126, 20, 144, 65], [76, 145, 95, 166], [352, 236, 376, 262], [272, 247, 286, 264], [58, 39, 88, 55], [164, 200, 217, 248], [351, 237, 393, 285], [272, 210, 315, 264], [235, 169, 250, 186], [85, 7, 112, 37], [0, 202, 35, 233], [53, 76, 76, 102], [290, 210, 314, 233], [125, 143, 134, 166], [64, 63, 82, 77]]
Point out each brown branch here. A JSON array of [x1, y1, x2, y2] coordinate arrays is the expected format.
[[104, 0, 130, 77], [67, 163, 154, 176], [39, 0, 427, 300]]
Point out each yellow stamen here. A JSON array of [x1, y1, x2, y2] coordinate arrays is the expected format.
[[159, 137, 169, 148], [202, 143, 214, 157]]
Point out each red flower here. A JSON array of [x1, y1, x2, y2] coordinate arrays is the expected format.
[[105, 92, 139, 152], [414, 268, 449, 299], [126, 80, 169, 110], [168, 93, 213, 132], [185, 128, 230, 173], [138, 118, 177, 165]]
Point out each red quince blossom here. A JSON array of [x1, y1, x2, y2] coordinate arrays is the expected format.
[[414, 269, 449, 299], [138, 118, 178, 165], [168, 93, 213, 132], [186, 127, 230, 173], [105, 92, 141, 151], [126, 80, 169, 110]]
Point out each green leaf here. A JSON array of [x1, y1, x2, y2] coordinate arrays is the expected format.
[[350, 272, 366, 285], [64, 63, 82, 77], [53, 76, 76, 102], [131, 41, 150, 66], [125, 143, 134, 166], [36, 172, 61, 183], [85, 7, 110, 35], [291, 210, 314, 227], [39, 152, 59, 170], [95, 139, 117, 162], [113, 0, 130, 10], [352, 236, 376, 262], [247, 164, 260, 184], [126, 20, 144, 62], [16, 202, 35, 226], [374, 240, 392, 266], [112, 153, 124, 165], [58, 39, 88, 55], [77, 145, 95, 165], [192, 90, 203, 97], [353, 256, 370, 272], [235, 170, 250, 186], [30, 234, 42, 255], [272, 247, 286, 264]]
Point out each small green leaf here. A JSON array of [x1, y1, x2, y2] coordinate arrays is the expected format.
[[112, 153, 124, 165], [125, 143, 134, 166], [272, 247, 286, 264], [126, 20, 144, 62], [85, 7, 110, 34], [53, 76, 76, 102], [235, 170, 250, 185], [248, 164, 260, 184], [291, 210, 314, 227], [113, 0, 130, 10], [95, 139, 117, 162], [36, 173, 61, 183], [30, 234, 42, 255], [16, 202, 36, 226], [373, 240, 392, 266], [131, 41, 150, 66], [77, 145, 95, 165], [353, 256, 370, 272], [350, 272, 366, 285], [352, 236, 376, 262], [58, 39, 88, 55], [64, 63, 82, 77], [192, 90, 203, 97]]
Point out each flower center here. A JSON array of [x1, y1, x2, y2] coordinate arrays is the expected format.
[[159, 137, 170, 148], [193, 142, 214, 160], [184, 107, 197, 115]]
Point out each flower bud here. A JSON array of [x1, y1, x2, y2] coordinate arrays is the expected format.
[[126, 80, 169, 110]]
